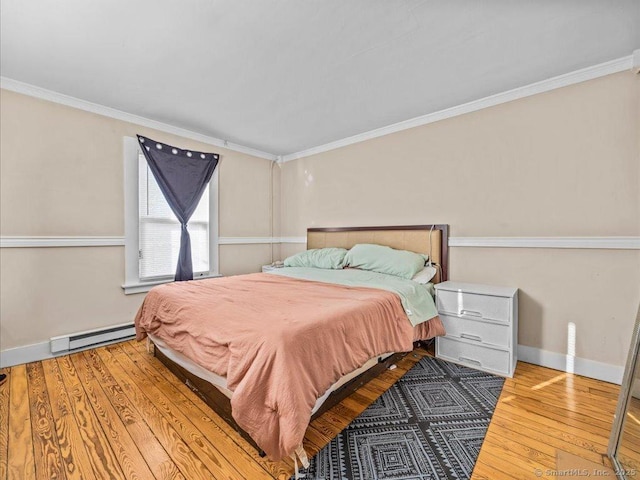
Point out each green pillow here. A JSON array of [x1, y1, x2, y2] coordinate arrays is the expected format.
[[344, 244, 425, 279], [283, 248, 348, 269]]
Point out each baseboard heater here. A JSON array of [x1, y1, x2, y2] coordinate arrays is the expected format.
[[50, 322, 136, 354]]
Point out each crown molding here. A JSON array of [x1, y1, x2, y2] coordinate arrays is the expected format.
[[2, 54, 633, 164], [279, 55, 634, 163], [0, 77, 278, 161]]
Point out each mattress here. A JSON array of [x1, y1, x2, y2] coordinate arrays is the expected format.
[[149, 333, 393, 415]]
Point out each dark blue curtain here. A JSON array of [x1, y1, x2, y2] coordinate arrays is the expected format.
[[137, 135, 219, 281]]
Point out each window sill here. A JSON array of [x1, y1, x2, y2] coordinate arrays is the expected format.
[[122, 273, 223, 295]]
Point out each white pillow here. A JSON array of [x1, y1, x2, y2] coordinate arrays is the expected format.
[[412, 265, 437, 284]]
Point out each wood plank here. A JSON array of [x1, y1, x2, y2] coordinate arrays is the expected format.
[[82, 349, 186, 480], [7, 365, 35, 480], [0, 367, 10, 480], [472, 459, 520, 480], [308, 412, 344, 441], [516, 362, 620, 394], [509, 371, 620, 403], [69, 352, 157, 480], [25, 362, 67, 480], [494, 403, 609, 450], [497, 393, 612, 440], [300, 425, 330, 454], [506, 373, 620, 409], [482, 433, 556, 469], [112, 343, 278, 480], [488, 411, 607, 465], [152, 346, 262, 453], [475, 448, 550, 480], [500, 383, 615, 424], [41, 358, 95, 480], [122, 341, 293, 479], [115, 344, 279, 480], [340, 391, 378, 415], [498, 383, 612, 441], [55, 355, 125, 479], [483, 418, 564, 466], [100, 345, 237, 480]]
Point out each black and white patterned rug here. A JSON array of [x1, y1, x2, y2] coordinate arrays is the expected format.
[[296, 355, 505, 480]]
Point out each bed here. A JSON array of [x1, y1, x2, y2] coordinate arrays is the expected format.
[[134, 224, 449, 465]]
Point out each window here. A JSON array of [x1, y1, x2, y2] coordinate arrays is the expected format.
[[138, 152, 211, 279], [123, 137, 218, 294]]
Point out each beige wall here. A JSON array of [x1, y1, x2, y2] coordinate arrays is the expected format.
[[0, 89, 276, 350], [2, 72, 639, 366], [279, 71, 640, 367]]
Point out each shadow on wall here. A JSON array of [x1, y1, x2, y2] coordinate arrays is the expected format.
[[518, 290, 544, 351]]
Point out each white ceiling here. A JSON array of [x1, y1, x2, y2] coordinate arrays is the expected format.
[[1, 1, 638, 156]]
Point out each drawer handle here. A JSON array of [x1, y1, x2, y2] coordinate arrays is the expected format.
[[459, 356, 482, 366], [460, 309, 483, 318], [460, 333, 482, 342]]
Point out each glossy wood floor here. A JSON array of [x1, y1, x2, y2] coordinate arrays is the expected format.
[[0, 340, 621, 480]]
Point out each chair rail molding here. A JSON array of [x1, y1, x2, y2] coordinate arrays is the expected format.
[[448, 236, 640, 250], [2, 235, 638, 249], [0, 236, 126, 248]]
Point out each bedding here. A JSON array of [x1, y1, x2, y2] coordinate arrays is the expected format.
[[149, 317, 442, 415], [269, 266, 438, 326], [283, 247, 347, 269], [412, 264, 438, 284], [343, 243, 426, 279], [149, 333, 393, 414], [134, 269, 443, 462]]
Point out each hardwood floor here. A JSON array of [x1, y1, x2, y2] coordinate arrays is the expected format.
[[0, 340, 621, 479]]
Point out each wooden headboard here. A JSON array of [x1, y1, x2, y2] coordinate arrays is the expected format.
[[307, 225, 449, 283]]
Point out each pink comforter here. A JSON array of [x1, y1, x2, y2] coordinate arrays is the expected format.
[[134, 273, 443, 461]]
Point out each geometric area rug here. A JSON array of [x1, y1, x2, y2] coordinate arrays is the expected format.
[[295, 355, 505, 480]]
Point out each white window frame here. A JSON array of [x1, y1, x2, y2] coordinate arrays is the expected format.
[[122, 136, 219, 294]]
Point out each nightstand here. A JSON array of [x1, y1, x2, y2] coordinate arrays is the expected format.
[[435, 281, 518, 377], [262, 264, 284, 273]]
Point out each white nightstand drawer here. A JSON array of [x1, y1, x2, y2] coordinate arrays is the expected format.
[[440, 314, 510, 349], [437, 337, 510, 375], [437, 289, 511, 323]]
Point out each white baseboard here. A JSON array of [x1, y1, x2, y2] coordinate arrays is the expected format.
[[0, 341, 53, 368], [518, 344, 623, 385], [0, 337, 135, 368]]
